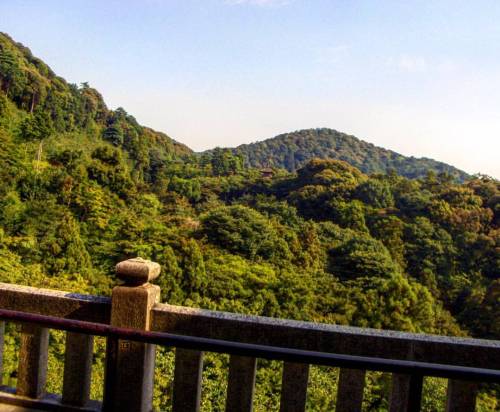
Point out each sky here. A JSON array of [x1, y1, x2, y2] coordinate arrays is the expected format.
[[1, 0, 500, 177]]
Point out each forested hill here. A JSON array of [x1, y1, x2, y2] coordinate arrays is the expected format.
[[1, 33, 499, 409], [2, 28, 470, 183], [218, 128, 470, 180], [0, 32, 191, 171]]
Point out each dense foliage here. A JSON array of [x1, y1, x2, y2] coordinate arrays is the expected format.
[[0, 33, 498, 410], [212, 128, 470, 181]]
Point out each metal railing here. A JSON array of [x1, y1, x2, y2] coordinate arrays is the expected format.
[[0, 258, 497, 412]]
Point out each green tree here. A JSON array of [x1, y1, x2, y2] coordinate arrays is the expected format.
[[103, 125, 124, 146], [181, 239, 207, 294], [200, 205, 290, 260], [327, 199, 368, 232], [367, 215, 406, 268], [328, 236, 400, 280], [0, 47, 26, 98], [210, 148, 243, 176], [354, 178, 394, 208], [155, 245, 184, 303], [19, 107, 54, 141]]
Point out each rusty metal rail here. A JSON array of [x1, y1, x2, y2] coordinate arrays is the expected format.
[[0, 307, 498, 385], [0, 308, 499, 384], [0, 259, 498, 412]]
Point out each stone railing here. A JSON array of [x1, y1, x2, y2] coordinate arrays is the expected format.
[[0, 258, 498, 412]]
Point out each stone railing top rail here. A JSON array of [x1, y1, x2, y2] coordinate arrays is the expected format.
[[0, 281, 498, 370], [1, 281, 498, 346], [0, 258, 497, 412], [0, 282, 111, 324], [152, 302, 500, 349]]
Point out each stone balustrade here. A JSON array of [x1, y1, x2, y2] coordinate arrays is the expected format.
[[0, 258, 497, 412]]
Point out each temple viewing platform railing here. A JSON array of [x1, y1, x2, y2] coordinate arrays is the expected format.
[[0, 258, 497, 412]]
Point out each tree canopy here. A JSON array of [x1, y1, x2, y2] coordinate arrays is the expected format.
[[0, 32, 498, 410]]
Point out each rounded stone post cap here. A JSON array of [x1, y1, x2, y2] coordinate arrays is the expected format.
[[116, 257, 161, 285]]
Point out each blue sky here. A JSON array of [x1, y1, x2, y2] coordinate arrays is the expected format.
[[1, 0, 500, 177]]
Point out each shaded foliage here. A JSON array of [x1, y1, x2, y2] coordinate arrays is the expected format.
[[0, 32, 498, 410]]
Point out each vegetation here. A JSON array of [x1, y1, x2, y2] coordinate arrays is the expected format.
[[213, 128, 470, 181], [0, 32, 498, 410]]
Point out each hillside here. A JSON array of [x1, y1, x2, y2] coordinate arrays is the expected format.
[[217, 128, 470, 180], [0, 32, 191, 176], [0, 33, 499, 409]]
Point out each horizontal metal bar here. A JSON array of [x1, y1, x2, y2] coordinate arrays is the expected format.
[[152, 303, 500, 350], [0, 308, 499, 383], [151, 304, 500, 371]]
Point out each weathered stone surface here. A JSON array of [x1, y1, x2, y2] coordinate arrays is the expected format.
[[16, 324, 49, 399], [389, 373, 423, 412], [225, 355, 257, 412], [389, 373, 412, 412], [0, 269, 498, 412], [62, 332, 94, 407], [0, 388, 101, 411], [151, 303, 500, 369], [172, 348, 204, 412], [280, 362, 309, 412], [446, 380, 478, 412], [0, 321, 4, 384], [103, 282, 160, 412], [336, 368, 366, 412], [115, 258, 160, 285], [0, 283, 111, 324]]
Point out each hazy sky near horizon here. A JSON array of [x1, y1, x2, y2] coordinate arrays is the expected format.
[[1, 0, 500, 177]]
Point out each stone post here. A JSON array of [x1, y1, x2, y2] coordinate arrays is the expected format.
[[103, 258, 161, 412], [16, 324, 49, 398]]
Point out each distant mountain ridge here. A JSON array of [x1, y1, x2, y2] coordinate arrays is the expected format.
[[211, 128, 469, 181], [1, 31, 500, 408], [1, 30, 469, 182]]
